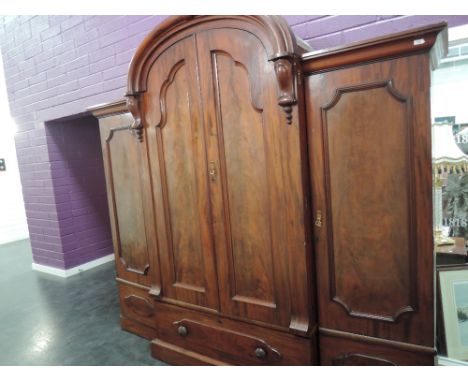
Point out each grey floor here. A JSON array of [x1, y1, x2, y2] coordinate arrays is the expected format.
[[0, 239, 166, 366]]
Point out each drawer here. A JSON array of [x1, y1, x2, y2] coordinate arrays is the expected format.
[[152, 302, 315, 365], [319, 329, 436, 366], [118, 282, 156, 330]]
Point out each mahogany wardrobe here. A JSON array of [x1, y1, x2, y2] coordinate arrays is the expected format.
[[89, 16, 447, 365]]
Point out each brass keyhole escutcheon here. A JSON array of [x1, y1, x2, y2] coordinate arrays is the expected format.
[[209, 161, 217, 182], [315, 210, 322, 227]]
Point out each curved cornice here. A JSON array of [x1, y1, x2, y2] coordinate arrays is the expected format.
[[126, 15, 299, 96]]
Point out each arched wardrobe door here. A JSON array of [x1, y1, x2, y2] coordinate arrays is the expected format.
[[142, 35, 220, 310], [195, 27, 310, 330], [124, 16, 316, 365]]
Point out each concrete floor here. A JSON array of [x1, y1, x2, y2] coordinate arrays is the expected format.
[[0, 239, 166, 366]]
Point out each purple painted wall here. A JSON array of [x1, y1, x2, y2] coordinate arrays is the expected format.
[[1, 15, 468, 270], [285, 15, 468, 49], [20, 117, 112, 269]]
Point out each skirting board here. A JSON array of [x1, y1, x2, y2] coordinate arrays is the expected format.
[[32, 254, 114, 278]]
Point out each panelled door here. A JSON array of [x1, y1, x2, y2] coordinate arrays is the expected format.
[[99, 112, 159, 288], [143, 35, 220, 310], [196, 28, 294, 327], [306, 54, 434, 347], [143, 29, 307, 329]]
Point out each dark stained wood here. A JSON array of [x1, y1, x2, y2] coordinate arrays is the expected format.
[[105, 126, 150, 276], [305, 37, 439, 351], [195, 27, 310, 328], [320, 329, 435, 366], [333, 354, 397, 366], [127, 16, 304, 124], [118, 283, 156, 329], [91, 15, 315, 366], [118, 275, 311, 336], [91, 17, 446, 366], [152, 301, 316, 365], [301, 22, 447, 74], [320, 327, 436, 354], [130, 14, 312, 336], [92, 103, 161, 291], [143, 35, 220, 310], [121, 317, 158, 341], [323, 79, 416, 323], [151, 339, 230, 365], [88, 99, 127, 118]]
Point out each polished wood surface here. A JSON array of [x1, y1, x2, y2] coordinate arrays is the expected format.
[[90, 17, 446, 366], [303, 23, 444, 365], [121, 317, 158, 341], [134, 16, 313, 334], [194, 27, 311, 329], [109, 15, 314, 365], [302, 22, 447, 74], [151, 339, 230, 366], [144, 35, 219, 310], [197, 28, 279, 322], [324, 79, 414, 323], [306, 53, 435, 347], [118, 283, 156, 329], [152, 301, 315, 365], [92, 103, 161, 290], [320, 329, 435, 366]]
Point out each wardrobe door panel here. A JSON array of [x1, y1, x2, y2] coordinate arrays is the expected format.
[[306, 54, 434, 347], [213, 51, 275, 306], [105, 125, 149, 274], [196, 28, 307, 328], [99, 113, 159, 287], [144, 36, 219, 309], [324, 81, 413, 320], [319, 331, 435, 366]]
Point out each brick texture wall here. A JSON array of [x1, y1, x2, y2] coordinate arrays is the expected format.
[[1, 15, 468, 270], [45, 117, 112, 269], [285, 15, 468, 49]]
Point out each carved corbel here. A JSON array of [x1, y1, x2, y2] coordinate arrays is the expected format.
[[126, 93, 144, 142], [273, 57, 297, 124]]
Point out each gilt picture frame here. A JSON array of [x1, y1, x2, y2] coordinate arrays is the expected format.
[[439, 266, 468, 361]]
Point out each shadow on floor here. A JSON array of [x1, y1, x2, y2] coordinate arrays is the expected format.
[[0, 239, 166, 366]]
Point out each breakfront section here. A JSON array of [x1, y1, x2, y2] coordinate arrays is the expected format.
[[90, 16, 447, 366], [121, 15, 316, 365], [90, 100, 160, 340], [302, 24, 447, 365]]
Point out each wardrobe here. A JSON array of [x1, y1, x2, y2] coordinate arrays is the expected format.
[[89, 16, 447, 365]]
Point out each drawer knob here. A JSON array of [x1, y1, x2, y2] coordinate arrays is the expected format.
[[177, 325, 188, 337], [254, 347, 267, 360]]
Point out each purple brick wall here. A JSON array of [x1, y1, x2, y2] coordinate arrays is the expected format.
[[45, 117, 113, 269], [1, 15, 468, 270], [14, 116, 113, 269], [284, 15, 468, 49]]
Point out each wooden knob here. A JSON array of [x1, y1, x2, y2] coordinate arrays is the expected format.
[[254, 347, 267, 360], [177, 325, 188, 337]]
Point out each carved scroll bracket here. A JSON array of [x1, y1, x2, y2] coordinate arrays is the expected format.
[[126, 93, 144, 142], [272, 56, 298, 125]]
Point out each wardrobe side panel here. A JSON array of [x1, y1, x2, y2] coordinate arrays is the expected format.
[[99, 113, 158, 287]]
